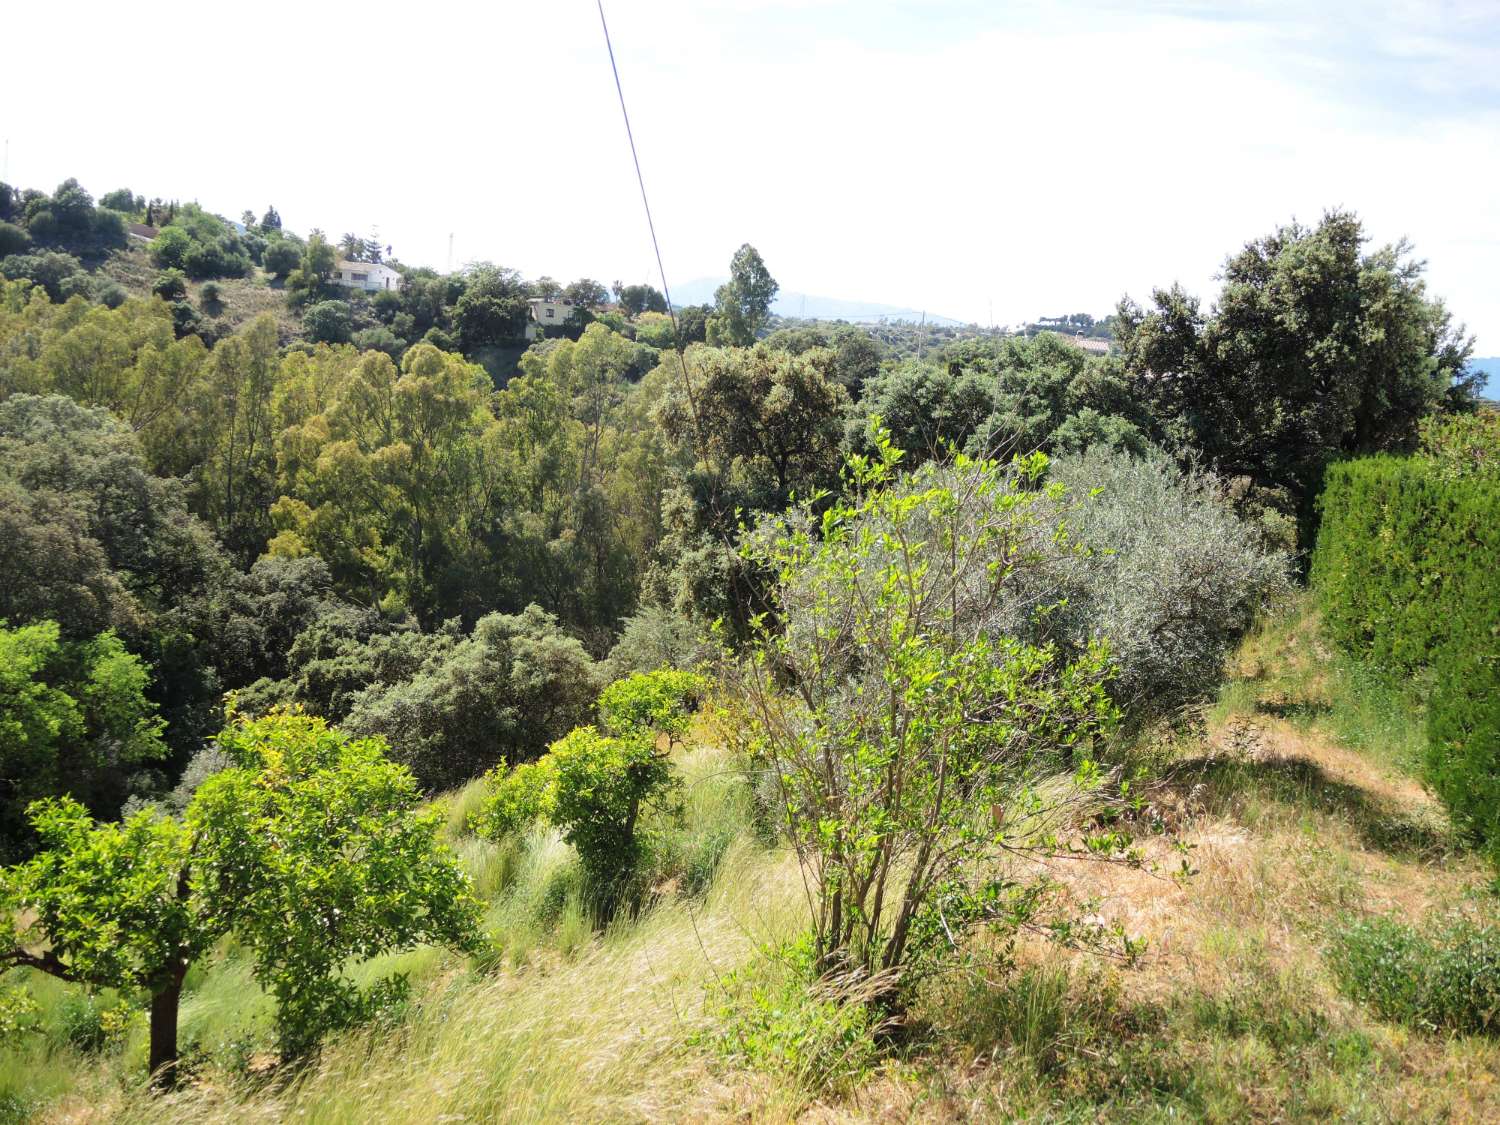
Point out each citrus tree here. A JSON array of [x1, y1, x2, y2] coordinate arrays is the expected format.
[[1, 712, 481, 1084]]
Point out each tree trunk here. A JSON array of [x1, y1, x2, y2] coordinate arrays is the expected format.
[[148, 977, 183, 1088]]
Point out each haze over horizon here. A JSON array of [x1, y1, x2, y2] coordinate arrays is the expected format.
[[7, 0, 1498, 350]]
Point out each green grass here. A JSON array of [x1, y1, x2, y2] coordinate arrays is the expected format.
[[5, 604, 1499, 1122]]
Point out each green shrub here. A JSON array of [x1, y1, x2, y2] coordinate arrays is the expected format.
[[700, 936, 881, 1095], [597, 668, 708, 745], [152, 268, 187, 300], [1312, 457, 1500, 676], [1312, 455, 1500, 865], [1330, 915, 1500, 1034], [1428, 644, 1500, 866]]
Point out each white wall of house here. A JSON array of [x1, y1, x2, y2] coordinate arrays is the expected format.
[[332, 261, 402, 292]]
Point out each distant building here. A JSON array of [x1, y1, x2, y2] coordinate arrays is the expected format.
[[1065, 334, 1111, 356], [332, 260, 402, 292], [126, 223, 159, 242], [525, 297, 577, 340]]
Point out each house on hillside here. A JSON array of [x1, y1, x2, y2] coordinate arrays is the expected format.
[[1065, 334, 1110, 356], [525, 296, 576, 340], [126, 223, 159, 242], [333, 260, 403, 292]]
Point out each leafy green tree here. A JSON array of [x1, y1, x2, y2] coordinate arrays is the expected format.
[[0, 221, 29, 257], [453, 264, 529, 351], [731, 434, 1137, 988], [617, 283, 668, 316], [270, 344, 508, 617], [598, 667, 708, 749], [0, 251, 87, 301], [260, 205, 281, 232], [708, 244, 778, 346], [100, 189, 141, 214], [0, 712, 481, 1082], [151, 226, 193, 270], [562, 278, 610, 308], [303, 299, 353, 344], [674, 303, 710, 345], [343, 605, 597, 791], [655, 341, 849, 515], [1116, 210, 1475, 525], [262, 238, 300, 280], [0, 621, 166, 859]]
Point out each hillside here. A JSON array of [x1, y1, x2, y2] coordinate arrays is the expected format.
[[4, 600, 1495, 1123]]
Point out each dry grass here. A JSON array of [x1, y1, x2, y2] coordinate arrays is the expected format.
[[10, 598, 1500, 1123]]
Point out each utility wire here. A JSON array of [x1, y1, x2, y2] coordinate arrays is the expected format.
[[594, 0, 723, 521]]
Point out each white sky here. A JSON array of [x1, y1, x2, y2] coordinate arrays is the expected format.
[[6, 0, 1498, 350]]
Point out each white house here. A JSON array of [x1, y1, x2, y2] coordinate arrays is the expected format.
[[525, 297, 577, 340], [332, 260, 403, 292]]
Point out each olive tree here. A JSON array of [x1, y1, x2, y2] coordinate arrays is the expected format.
[[1, 712, 481, 1084]]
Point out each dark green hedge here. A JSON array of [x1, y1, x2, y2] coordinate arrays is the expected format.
[[1311, 456, 1500, 867]]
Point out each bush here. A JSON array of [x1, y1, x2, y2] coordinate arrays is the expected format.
[[1312, 454, 1500, 865], [0, 221, 29, 257], [735, 436, 1135, 985], [1428, 643, 1500, 867], [701, 936, 882, 1095], [152, 269, 187, 300], [94, 280, 127, 309], [1044, 447, 1292, 729], [343, 605, 596, 791], [600, 606, 716, 682], [1312, 456, 1500, 676], [198, 281, 222, 307], [1331, 915, 1500, 1034], [262, 239, 301, 280], [303, 299, 353, 345]]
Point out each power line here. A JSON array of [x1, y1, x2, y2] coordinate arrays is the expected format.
[[594, 0, 714, 490]]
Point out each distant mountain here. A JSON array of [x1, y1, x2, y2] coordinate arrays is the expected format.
[[668, 277, 965, 327], [1470, 356, 1497, 398]]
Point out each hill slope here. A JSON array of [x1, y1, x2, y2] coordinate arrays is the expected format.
[[5, 600, 1497, 1123]]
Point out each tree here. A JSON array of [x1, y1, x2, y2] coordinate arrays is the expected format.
[[0, 221, 30, 257], [453, 264, 529, 351], [708, 244, 778, 346], [562, 278, 610, 308], [597, 667, 708, 750], [343, 605, 597, 791], [303, 299, 353, 344], [731, 435, 1138, 990], [0, 621, 166, 859], [0, 712, 481, 1083], [269, 344, 509, 618], [260, 205, 282, 232], [1116, 210, 1474, 525], [617, 283, 668, 317], [262, 239, 300, 280]]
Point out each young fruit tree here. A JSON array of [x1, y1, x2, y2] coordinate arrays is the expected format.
[[0, 712, 481, 1085], [732, 432, 1145, 994]]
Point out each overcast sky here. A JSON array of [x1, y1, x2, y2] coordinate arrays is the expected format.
[[7, 0, 1498, 349]]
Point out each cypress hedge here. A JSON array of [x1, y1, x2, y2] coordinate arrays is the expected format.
[[1311, 456, 1500, 867]]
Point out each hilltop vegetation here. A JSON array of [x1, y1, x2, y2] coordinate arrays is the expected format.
[[1, 175, 1496, 1121]]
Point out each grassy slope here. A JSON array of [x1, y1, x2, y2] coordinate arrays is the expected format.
[[96, 244, 304, 343], [5, 601, 1498, 1123]]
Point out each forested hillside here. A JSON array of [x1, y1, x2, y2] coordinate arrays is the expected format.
[[2, 175, 1496, 1122]]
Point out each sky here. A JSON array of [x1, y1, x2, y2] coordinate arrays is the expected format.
[[6, 0, 1498, 350]]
